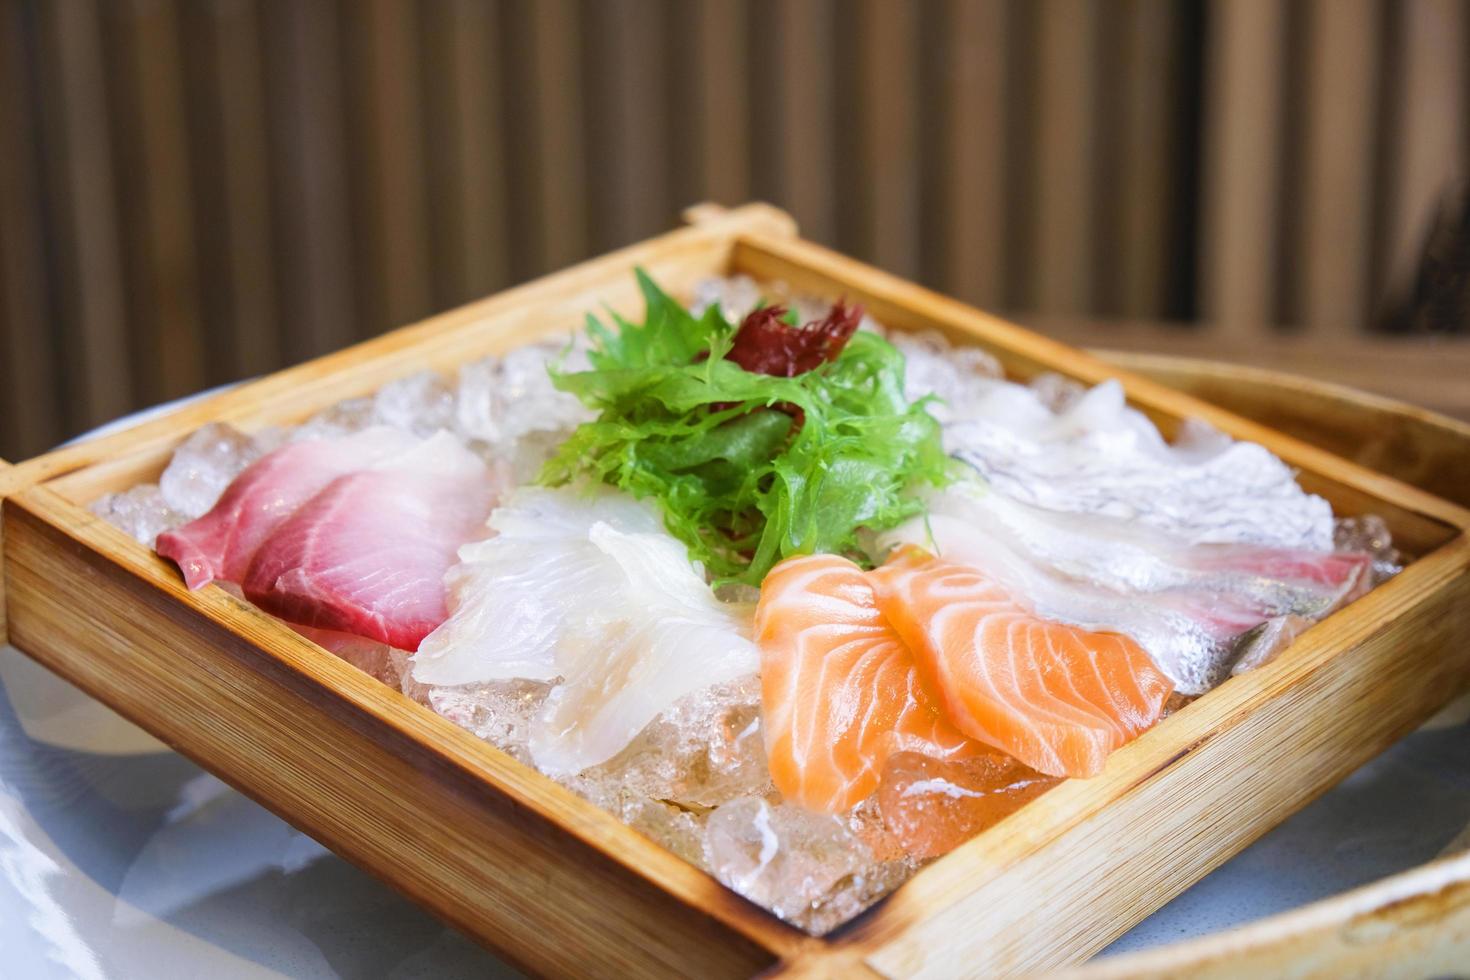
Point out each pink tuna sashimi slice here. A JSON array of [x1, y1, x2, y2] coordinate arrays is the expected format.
[[156, 427, 419, 589], [240, 433, 498, 650]]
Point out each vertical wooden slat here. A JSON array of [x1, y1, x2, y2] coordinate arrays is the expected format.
[[934, 0, 1009, 309], [1000, 2, 1038, 313], [34, 0, 133, 430], [0, 0, 61, 456], [109, 0, 207, 403], [1296, 0, 1381, 337], [262, 0, 356, 363], [584, 0, 669, 252], [1200, 0, 1287, 334], [1382, 0, 1468, 313], [199, 0, 280, 381], [11, 0, 1466, 431], [692, 0, 749, 207], [422, 0, 511, 308], [1107, 0, 1181, 319], [774, 0, 836, 245], [1030, 0, 1101, 315], [526, 0, 587, 273], [347, 0, 432, 337], [859, 0, 920, 278]]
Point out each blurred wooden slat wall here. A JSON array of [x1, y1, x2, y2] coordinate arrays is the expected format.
[[1, 0, 1467, 460]]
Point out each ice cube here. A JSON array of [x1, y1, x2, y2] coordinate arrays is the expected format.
[[458, 344, 590, 441], [1028, 371, 1087, 413], [373, 371, 457, 437], [338, 643, 405, 686], [291, 624, 408, 686], [621, 798, 707, 867], [876, 751, 1058, 860], [690, 275, 766, 322], [569, 675, 770, 811], [292, 398, 376, 442], [703, 796, 907, 933], [499, 343, 589, 432], [1229, 615, 1314, 676], [1334, 514, 1402, 582], [890, 328, 1004, 420], [413, 679, 554, 766], [90, 484, 185, 546], [454, 357, 503, 444], [497, 428, 572, 484], [158, 422, 266, 518]]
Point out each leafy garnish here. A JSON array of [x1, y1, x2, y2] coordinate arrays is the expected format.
[[540, 270, 950, 585]]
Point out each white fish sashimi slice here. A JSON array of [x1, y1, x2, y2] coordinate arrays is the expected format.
[[950, 437, 1333, 551], [959, 490, 1355, 610], [943, 379, 1179, 454], [941, 378, 1334, 550], [410, 486, 664, 686], [417, 541, 614, 683], [528, 523, 759, 775], [881, 484, 1370, 694], [484, 482, 664, 539]]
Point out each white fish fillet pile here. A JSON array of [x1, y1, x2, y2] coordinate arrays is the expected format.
[[412, 486, 759, 774], [940, 377, 1335, 551]]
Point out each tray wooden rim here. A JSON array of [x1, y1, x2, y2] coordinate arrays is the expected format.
[[1061, 846, 1470, 978], [3, 203, 1468, 977]]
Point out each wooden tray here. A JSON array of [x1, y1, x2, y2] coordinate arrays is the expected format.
[[2, 204, 1468, 978]]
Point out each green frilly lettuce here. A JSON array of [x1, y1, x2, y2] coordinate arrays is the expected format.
[[538, 270, 950, 585]]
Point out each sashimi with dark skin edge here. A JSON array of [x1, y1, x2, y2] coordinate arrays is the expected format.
[[881, 485, 1374, 693], [871, 548, 1173, 779], [241, 433, 499, 651], [156, 427, 419, 590], [756, 553, 982, 813]]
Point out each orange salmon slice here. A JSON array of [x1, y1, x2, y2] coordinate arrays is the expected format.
[[872, 550, 1173, 778], [756, 554, 981, 812]]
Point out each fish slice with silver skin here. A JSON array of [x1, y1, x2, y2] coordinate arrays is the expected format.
[[881, 480, 1371, 694]]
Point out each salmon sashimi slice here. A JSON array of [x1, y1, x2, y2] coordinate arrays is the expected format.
[[756, 554, 981, 813], [871, 550, 1173, 778]]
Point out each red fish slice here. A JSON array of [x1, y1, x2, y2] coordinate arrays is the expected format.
[[156, 428, 417, 590], [241, 435, 498, 651]]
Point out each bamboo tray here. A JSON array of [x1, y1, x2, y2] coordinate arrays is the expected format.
[[2, 204, 1468, 978]]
